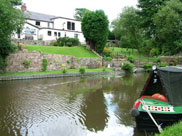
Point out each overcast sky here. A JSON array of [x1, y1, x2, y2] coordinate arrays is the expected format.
[[22, 0, 138, 22]]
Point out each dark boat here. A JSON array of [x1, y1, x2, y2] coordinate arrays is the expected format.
[[131, 67, 182, 132]]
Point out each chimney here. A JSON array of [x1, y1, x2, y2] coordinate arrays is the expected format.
[[21, 3, 27, 11]]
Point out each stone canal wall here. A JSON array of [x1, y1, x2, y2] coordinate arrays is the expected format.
[[6, 50, 102, 72]]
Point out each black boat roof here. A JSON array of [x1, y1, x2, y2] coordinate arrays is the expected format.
[[141, 67, 182, 106]]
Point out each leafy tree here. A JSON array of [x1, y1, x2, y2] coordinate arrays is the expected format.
[[137, 0, 166, 38], [112, 7, 142, 52], [108, 30, 115, 40], [81, 10, 109, 54], [74, 8, 89, 21], [153, 0, 182, 55], [0, 0, 24, 71]]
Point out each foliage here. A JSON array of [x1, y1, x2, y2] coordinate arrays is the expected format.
[[74, 8, 90, 21], [154, 56, 161, 63], [155, 121, 182, 136], [103, 67, 106, 71], [173, 58, 178, 66], [82, 10, 109, 54], [150, 48, 159, 57], [121, 61, 134, 73], [108, 30, 115, 40], [25, 45, 98, 58], [127, 55, 135, 63], [62, 67, 67, 73], [23, 59, 30, 69], [112, 7, 142, 52], [54, 37, 80, 47], [0, 0, 24, 59], [0, 56, 7, 73], [153, 0, 182, 55], [42, 58, 48, 72], [102, 48, 113, 57], [106, 41, 114, 47], [158, 62, 168, 67], [79, 66, 86, 74], [104, 57, 113, 61], [142, 63, 153, 72]]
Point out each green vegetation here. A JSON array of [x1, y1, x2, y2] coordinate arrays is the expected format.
[[127, 55, 135, 63], [104, 56, 113, 61], [62, 67, 68, 73], [42, 58, 48, 72], [155, 122, 182, 136], [142, 63, 153, 72], [121, 62, 134, 73], [158, 62, 168, 68], [25, 45, 98, 58], [23, 59, 30, 69], [52, 37, 80, 47], [0, 56, 7, 72], [79, 66, 86, 74], [82, 10, 109, 54], [74, 8, 90, 21], [0, 0, 24, 71], [0, 68, 112, 77]]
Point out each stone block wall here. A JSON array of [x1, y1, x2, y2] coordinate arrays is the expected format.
[[6, 50, 102, 72], [160, 56, 182, 65]]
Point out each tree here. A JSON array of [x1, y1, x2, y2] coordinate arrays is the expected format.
[[153, 0, 182, 55], [112, 7, 142, 52], [74, 8, 89, 21], [81, 10, 109, 54], [0, 0, 24, 71], [137, 0, 167, 38]]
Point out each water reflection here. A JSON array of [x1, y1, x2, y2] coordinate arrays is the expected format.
[[0, 73, 148, 136]]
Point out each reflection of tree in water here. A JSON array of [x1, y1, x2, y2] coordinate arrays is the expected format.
[[102, 73, 148, 126], [81, 89, 109, 132]]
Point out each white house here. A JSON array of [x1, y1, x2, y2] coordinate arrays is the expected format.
[[13, 4, 85, 44]]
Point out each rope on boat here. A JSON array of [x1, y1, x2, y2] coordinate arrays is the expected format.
[[141, 100, 163, 133]]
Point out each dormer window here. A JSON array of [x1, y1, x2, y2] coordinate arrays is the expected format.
[[36, 21, 40, 26]]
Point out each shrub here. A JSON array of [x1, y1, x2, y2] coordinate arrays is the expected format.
[[18, 43, 25, 51], [79, 66, 86, 74], [154, 56, 161, 63], [0, 57, 7, 73], [103, 67, 106, 71], [173, 57, 178, 66], [142, 63, 153, 72], [158, 62, 168, 67], [121, 62, 134, 73], [23, 59, 30, 69], [56, 37, 80, 47], [102, 48, 113, 57], [104, 56, 113, 61], [150, 48, 159, 57], [42, 58, 48, 71], [52, 41, 59, 46], [62, 68, 67, 73], [127, 55, 135, 63]]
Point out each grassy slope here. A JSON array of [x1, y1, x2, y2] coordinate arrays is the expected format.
[[109, 47, 155, 62], [25, 45, 98, 58], [155, 122, 182, 136], [0, 68, 112, 76]]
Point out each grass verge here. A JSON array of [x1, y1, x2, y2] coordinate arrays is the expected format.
[[25, 45, 98, 58], [0, 68, 112, 77], [155, 122, 182, 136]]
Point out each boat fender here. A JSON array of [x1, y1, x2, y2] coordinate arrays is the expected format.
[[131, 108, 140, 117]]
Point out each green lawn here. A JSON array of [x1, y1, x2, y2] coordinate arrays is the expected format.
[[0, 68, 112, 77], [25, 45, 98, 58], [109, 47, 156, 62]]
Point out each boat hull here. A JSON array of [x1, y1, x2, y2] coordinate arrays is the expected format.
[[135, 111, 182, 132]]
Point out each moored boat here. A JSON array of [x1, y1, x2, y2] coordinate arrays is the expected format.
[[131, 67, 182, 132]]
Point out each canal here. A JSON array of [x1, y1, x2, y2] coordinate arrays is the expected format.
[[0, 73, 149, 136]]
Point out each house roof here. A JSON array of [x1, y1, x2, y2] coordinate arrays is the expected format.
[[24, 11, 55, 22]]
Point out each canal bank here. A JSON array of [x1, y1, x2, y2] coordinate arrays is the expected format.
[[0, 71, 125, 81]]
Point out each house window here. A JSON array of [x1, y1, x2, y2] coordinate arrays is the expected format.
[[72, 23, 75, 30], [48, 23, 50, 28], [58, 32, 61, 37], [18, 32, 21, 39], [54, 32, 57, 37], [67, 21, 71, 30], [36, 21, 40, 26], [48, 31, 52, 36], [74, 34, 78, 38]]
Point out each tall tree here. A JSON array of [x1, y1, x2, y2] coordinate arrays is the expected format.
[[153, 0, 182, 55], [137, 0, 166, 38], [0, 0, 24, 71], [74, 8, 89, 21], [82, 10, 109, 54], [112, 7, 142, 52]]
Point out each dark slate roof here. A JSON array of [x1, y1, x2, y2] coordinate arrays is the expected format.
[[24, 11, 55, 22]]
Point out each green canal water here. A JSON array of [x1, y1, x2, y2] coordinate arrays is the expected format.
[[0, 73, 148, 136]]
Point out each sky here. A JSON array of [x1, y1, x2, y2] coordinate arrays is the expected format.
[[22, 0, 138, 23]]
